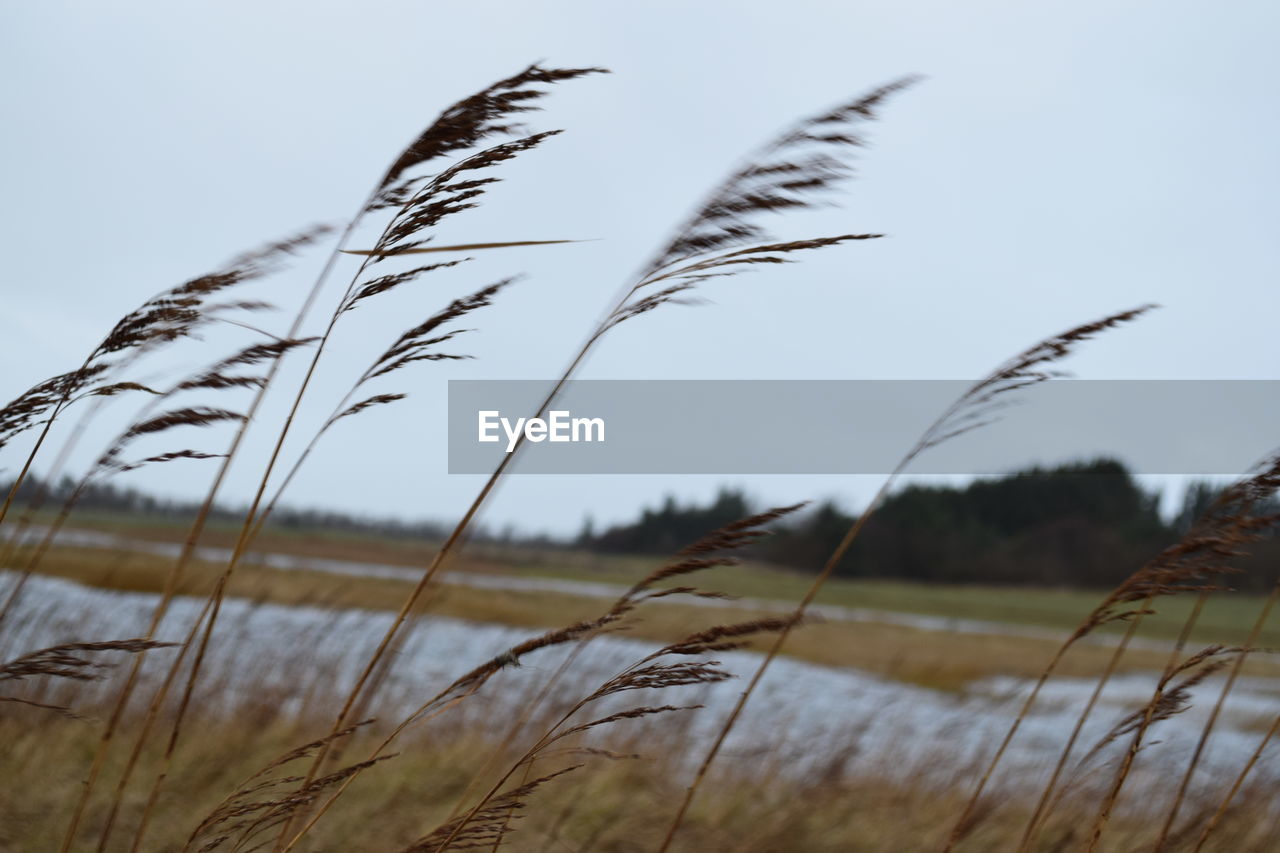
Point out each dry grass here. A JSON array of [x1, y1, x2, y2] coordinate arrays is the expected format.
[[2, 63, 1278, 853], [2, 709, 1276, 852]]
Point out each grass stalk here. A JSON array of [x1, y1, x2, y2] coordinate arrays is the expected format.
[[1193, 712, 1280, 852], [1013, 601, 1150, 851], [62, 219, 357, 853], [1083, 591, 1208, 851], [661, 306, 1156, 852], [117, 208, 384, 851], [1153, 581, 1280, 851]]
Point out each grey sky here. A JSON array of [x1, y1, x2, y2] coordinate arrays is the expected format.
[[3, 1, 1278, 535]]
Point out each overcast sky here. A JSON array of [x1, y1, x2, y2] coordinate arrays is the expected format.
[[3, 1, 1278, 535]]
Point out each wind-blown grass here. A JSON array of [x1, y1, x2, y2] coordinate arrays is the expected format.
[[0, 62, 1275, 853]]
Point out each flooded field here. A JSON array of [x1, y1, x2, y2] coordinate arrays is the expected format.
[[3, 569, 1274, 811]]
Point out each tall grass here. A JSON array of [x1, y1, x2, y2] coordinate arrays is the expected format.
[[0, 62, 1276, 853]]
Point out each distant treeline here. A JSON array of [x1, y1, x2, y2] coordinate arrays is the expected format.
[[7, 460, 1278, 589], [580, 460, 1280, 590], [0, 474, 465, 543]]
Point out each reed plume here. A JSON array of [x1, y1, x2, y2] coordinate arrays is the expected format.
[[1, 639, 175, 719], [1064, 648, 1240, 785], [243, 277, 516, 548], [113, 64, 602, 853], [24, 334, 316, 851], [184, 720, 388, 853], [1082, 647, 1244, 851], [429, 608, 804, 852], [0, 333, 315, 616], [424, 633, 740, 852], [431, 504, 803, 832], [46, 223, 341, 853], [0, 292, 319, 628], [1013, 448, 1280, 851], [0, 225, 329, 528], [2, 639, 176, 683], [402, 766, 582, 853], [304, 81, 917, 843], [658, 305, 1156, 852], [1154, 579, 1280, 851], [639, 76, 919, 276], [274, 505, 801, 850]]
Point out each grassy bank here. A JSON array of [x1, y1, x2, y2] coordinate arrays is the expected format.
[[11, 540, 1280, 693], [32, 509, 1280, 647]]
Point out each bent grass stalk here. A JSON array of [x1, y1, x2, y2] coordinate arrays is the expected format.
[[279, 78, 917, 849], [1013, 603, 1150, 852], [1194, 711, 1280, 851], [657, 487, 893, 852], [422, 614, 786, 853], [88, 338, 345, 850], [121, 212, 394, 853], [0, 355, 95, 527], [147, 277, 515, 848], [76, 277, 345, 853], [1082, 450, 1280, 849], [0, 349, 153, 580], [240, 277, 515, 554], [280, 273, 749, 838], [276, 507, 798, 850], [1, 340, 277, 624], [948, 444, 1280, 850], [481, 649, 590, 853], [274, 687, 485, 852], [1084, 594, 1210, 852], [658, 305, 1157, 852], [51, 232, 336, 853], [1154, 581, 1280, 851], [139, 66, 608, 851], [280, 314, 601, 808], [426, 652, 742, 850], [2, 232, 314, 531], [125, 132, 569, 851], [277, 623, 604, 852], [70, 336, 337, 853]]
